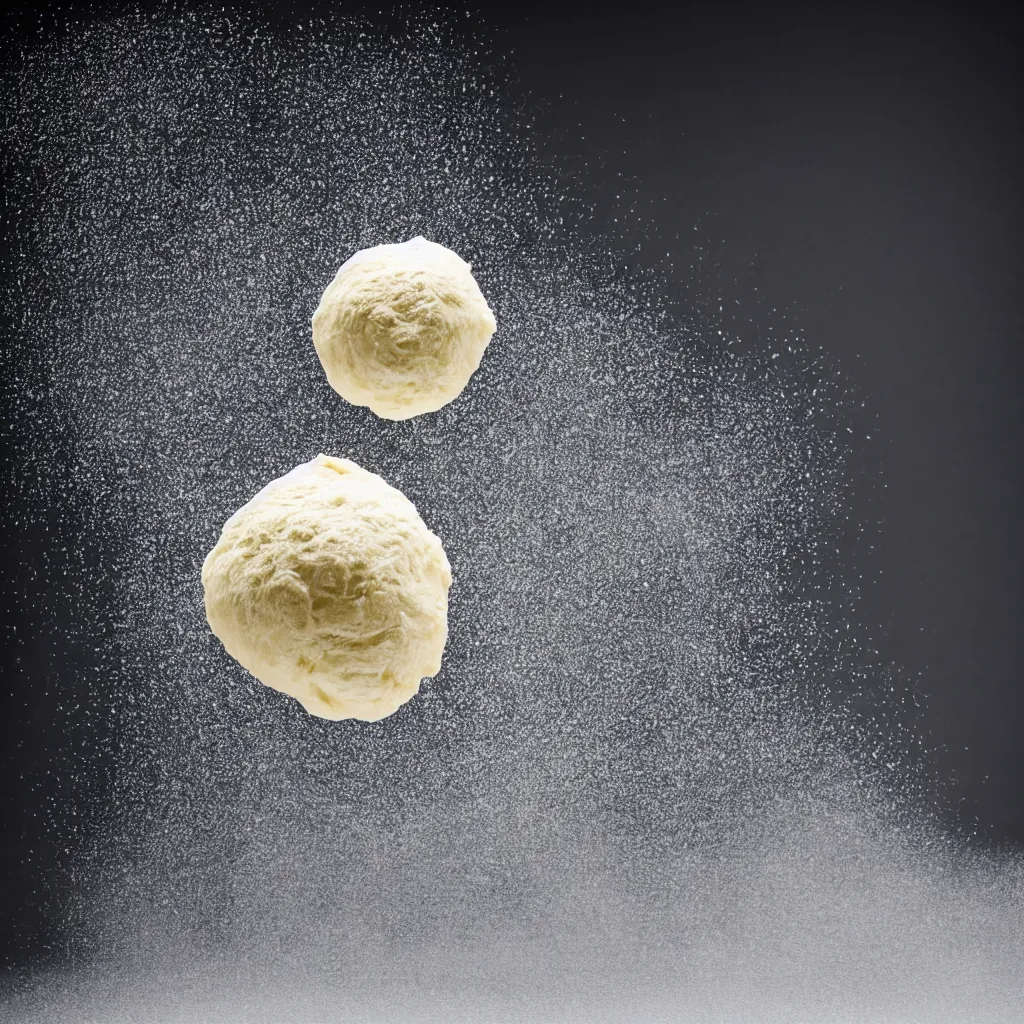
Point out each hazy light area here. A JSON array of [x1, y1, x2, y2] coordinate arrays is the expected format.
[[1, 10, 1021, 1022]]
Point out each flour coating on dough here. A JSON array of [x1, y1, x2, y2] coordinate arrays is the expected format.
[[201, 455, 451, 721], [312, 236, 496, 420]]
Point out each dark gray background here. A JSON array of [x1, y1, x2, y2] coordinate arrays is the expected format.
[[505, 1, 1024, 844], [2, 0, 1021, 969]]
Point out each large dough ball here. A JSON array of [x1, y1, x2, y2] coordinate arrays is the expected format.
[[201, 454, 452, 722], [311, 236, 496, 420]]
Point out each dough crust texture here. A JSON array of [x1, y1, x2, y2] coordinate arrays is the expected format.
[[201, 454, 451, 721], [312, 236, 496, 420]]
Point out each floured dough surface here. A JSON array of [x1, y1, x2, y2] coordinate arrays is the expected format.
[[201, 454, 451, 721], [311, 236, 496, 420]]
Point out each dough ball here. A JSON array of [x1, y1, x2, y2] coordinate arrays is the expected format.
[[311, 236, 496, 420], [201, 454, 452, 722]]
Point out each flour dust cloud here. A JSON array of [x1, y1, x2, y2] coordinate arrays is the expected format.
[[1, 10, 1021, 1023]]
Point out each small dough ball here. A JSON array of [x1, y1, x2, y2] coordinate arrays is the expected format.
[[201, 454, 452, 722], [311, 236, 496, 420]]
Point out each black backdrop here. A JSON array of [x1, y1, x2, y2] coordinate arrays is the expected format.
[[2, 0, 1022, 968]]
